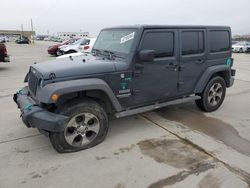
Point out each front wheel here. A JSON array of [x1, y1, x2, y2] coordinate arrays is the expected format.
[[195, 76, 226, 112], [56, 49, 62, 56], [49, 99, 109, 153]]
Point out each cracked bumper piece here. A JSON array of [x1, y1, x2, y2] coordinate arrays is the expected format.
[[13, 86, 69, 132], [230, 69, 236, 87]]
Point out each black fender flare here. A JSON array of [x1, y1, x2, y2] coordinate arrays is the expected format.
[[194, 65, 232, 93], [36, 78, 123, 112]]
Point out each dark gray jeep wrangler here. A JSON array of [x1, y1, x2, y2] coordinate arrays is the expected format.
[[14, 25, 235, 153]]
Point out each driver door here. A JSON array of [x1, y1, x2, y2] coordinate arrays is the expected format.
[[131, 29, 180, 106]]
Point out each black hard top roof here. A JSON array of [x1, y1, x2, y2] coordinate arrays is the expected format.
[[103, 25, 230, 30]]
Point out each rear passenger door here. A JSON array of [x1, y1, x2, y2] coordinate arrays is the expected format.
[[179, 29, 207, 94]]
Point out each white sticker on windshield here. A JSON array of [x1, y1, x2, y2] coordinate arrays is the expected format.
[[120, 32, 135, 44]]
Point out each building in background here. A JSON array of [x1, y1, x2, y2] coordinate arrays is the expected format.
[[233, 34, 250, 42], [0, 30, 35, 41], [58, 32, 89, 40]]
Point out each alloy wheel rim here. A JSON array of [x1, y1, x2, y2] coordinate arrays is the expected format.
[[64, 113, 100, 147], [208, 83, 223, 106]]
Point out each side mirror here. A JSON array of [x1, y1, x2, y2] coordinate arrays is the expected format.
[[139, 49, 154, 62]]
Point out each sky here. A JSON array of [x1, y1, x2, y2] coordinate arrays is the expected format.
[[1, 0, 250, 36]]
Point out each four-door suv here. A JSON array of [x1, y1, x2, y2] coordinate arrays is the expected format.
[[14, 25, 235, 153]]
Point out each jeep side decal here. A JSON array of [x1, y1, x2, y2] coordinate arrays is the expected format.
[[226, 58, 231, 66]]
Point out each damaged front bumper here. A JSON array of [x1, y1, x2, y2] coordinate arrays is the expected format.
[[13, 86, 69, 132]]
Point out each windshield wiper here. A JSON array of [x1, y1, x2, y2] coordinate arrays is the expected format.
[[92, 49, 125, 60], [92, 49, 101, 56], [103, 50, 125, 60]]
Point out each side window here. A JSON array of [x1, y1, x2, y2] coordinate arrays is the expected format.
[[182, 31, 204, 55], [209, 31, 230, 53], [141, 32, 174, 58]]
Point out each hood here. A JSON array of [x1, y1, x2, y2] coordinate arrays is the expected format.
[[31, 54, 127, 80], [48, 44, 61, 49]]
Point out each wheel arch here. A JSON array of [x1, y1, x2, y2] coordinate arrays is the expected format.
[[37, 78, 123, 112], [65, 49, 77, 54], [194, 65, 232, 94]]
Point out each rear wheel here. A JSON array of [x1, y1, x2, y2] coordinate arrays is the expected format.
[[195, 76, 226, 112], [49, 99, 109, 153], [239, 48, 243, 53]]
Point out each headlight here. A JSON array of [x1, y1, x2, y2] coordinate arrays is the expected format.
[[39, 79, 44, 88], [24, 72, 30, 82]]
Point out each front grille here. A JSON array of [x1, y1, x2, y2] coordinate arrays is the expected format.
[[28, 71, 39, 95]]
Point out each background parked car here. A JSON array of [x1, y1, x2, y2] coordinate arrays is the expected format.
[[15, 37, 30, 44], [58, 38, 95, 55], [0, 43, 10, 63], [232, 41, 250, 53], [56, 38, 96, 58], [47, 38, 78, 56], [43, 37, 51, 41], [79, 38, 96, 53], [0, 36, 9, 43], [51, 37, 63, 42]]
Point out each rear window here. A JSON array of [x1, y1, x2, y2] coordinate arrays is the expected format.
[[141, 32, 174, 58], [209, 31, 230, 53], [181, 31, 204, 55]]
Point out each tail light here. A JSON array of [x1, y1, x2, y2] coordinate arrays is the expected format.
[[83, 45, 90, 50], [3, 45, 7, 55]]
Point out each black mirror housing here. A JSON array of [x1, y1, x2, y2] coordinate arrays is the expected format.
[[139, 50, 154, 62]]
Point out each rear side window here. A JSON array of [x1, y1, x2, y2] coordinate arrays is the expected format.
[[141, 32, 174, 58], [209, 31, 230, 53], [182, 31, 204, 55]]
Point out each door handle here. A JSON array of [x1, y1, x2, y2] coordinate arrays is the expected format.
[[195, 59, 205, 64], [165, 62, 177, 70]]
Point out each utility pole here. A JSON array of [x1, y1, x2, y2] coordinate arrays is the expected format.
[[21, 24, 23, 38], [30, 18, 34, 44]]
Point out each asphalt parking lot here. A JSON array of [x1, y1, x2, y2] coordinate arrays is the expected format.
[[0, 41, 250, 188]]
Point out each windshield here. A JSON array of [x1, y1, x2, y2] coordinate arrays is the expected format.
[[93, 29, 137, 54]]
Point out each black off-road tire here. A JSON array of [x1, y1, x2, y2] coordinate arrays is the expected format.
[[49, 98, 109, 153], [195, 76, 226, 112]]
